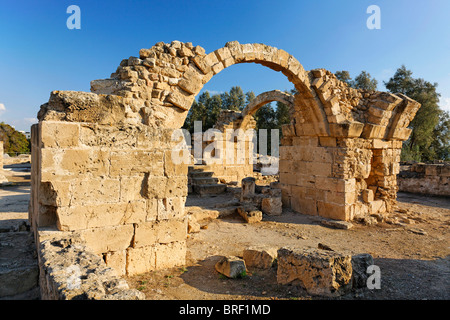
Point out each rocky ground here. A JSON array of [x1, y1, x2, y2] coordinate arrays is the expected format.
[[127, 191, 449, 300]]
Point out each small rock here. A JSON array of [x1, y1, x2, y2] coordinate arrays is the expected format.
[[408, 228, 427, 235], [318, 243, 334, 251], [215, 256, 247, 278], [237, 207, 262, 223], [187, 221, 200, 234]]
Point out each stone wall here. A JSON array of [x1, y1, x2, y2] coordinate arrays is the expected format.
[[30, 101, 188, 276], [398, 163, 450, 196], [279, 136, 402, 221]]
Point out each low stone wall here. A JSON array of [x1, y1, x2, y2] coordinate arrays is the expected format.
[[398, 162, 450, 196], [0, 141, 6, 184], [37, 229, 145, 300]]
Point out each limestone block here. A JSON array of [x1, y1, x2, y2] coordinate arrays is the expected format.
[[291, 196, 317, 216], [154, 241, 186, 270], [261, 197, 282, 216], [369, 200, 386, 215], [237, 207, 262, 223], [79, 225, 135, 255], [69, 178, 120, 205], [157, 197, 186, 220], [317, 201, 351, 221], [215, 256, 246, 278], [277, 247, 353, 297], [126, 245, 156, 275], [362, 189, 374, 203], [166, 89, 193, 111], [243, 247, 277, 269], [319, 137, 337, 147], [40, 121, 80, 148], [104, 250, 127, 276], [133, 219, 186, 248], [56, 200, 146, 231], [240, 177, 256, 201]]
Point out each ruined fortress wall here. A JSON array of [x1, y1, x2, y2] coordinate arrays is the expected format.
[[30, 110, 188, 276], [398, 163, 450, 196], [29, 41, 421, 282], [278, 133, 403, 221]]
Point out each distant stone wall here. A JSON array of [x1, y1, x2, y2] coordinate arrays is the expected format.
[[0, 140, 3, 168], [398, 163, 450, 196], [0, 141, 6, 183]]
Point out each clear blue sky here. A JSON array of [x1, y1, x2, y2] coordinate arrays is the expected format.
[[1, 0, 449, 131]]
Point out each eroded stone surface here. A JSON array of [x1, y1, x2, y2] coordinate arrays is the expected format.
[[277, 247, 353, 297]]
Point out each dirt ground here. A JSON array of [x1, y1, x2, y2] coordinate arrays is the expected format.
[[1, 161, 448, 300], [127, 191, 450, 300]]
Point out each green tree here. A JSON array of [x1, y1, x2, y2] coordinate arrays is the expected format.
[[430, 111, 450, 160], [245, 91, 256, 106], [352, 71, 378, 91], [221, 86, 246, 111], [335, 70, 352, 86], [384, 65, 443, 161], [335, 70, 377, 91], [182, 100, 207, 133], [0, 122, 30, 155]]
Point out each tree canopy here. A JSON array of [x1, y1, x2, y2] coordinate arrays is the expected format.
[[0, 122, 30, 155], [384, 65, 448, 161]]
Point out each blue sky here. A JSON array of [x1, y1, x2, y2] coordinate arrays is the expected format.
[[0, 0, 449, 131]]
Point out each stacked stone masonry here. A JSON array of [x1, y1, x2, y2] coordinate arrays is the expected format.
[[398, 162, 450, 196], [30, 41, 420, 282]]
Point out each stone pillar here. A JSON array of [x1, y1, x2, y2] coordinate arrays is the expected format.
[[241, 177, 256, 202], [30, 91, 189, 277]]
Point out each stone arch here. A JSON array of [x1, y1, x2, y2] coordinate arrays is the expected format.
[[240, 90, 295, 129], [90, 41, 328, 133]]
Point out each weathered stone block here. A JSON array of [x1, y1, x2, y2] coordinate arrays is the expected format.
[[154, 241, 186, 269], [133, 219, 186, 248], [243, 247, 277, 269], [277, 247, 353, 297], [215, 256, 246, 278], [261, 197, 282, 216], [40, 121, 80, 148], [126, 245, 156, 276], [79, 225, 134, 255]]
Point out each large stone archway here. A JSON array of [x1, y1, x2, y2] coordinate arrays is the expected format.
[[31, 41, 421, 277]]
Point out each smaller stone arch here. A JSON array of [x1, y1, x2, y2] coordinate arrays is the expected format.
[[241, 90, 295, 129]]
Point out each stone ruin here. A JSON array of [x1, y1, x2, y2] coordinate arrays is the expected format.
[[28, 40, 421, 296]]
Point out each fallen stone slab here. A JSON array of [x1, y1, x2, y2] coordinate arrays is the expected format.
[[243, 246, 277, 269], [320, 219, 353, 230], [277, 247, 353, 297], [215, 256, 246, 278]]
